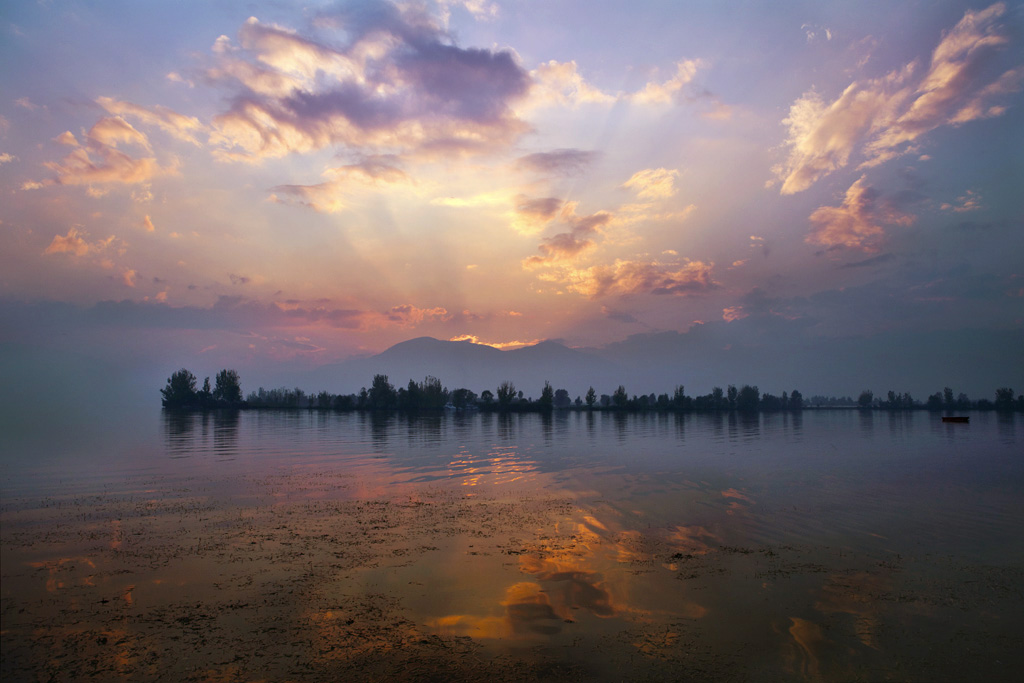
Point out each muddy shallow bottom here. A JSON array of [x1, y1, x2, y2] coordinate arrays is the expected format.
[[3, 461, 1022, 682]]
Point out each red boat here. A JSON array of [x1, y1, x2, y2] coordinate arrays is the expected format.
[[942, 416, 969, 423]]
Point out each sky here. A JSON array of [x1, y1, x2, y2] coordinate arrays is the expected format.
[[1, 0, 1022, 401]]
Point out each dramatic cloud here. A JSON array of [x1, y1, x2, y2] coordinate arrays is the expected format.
[[207, 9, 531, 161], [43, 227, 115, 257], [516, 148, 598, 176], [776, 3, 1020, 193], [622, 168, 678, 200], [806, 176, 915, 252], [566, 258, 718, 298]]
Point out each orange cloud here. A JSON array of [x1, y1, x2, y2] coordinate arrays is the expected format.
[[776, 3, 1019, 193], [43, 227, 115, 257], [622, 168, 679, 200], [567, 258, 718, 298], [806, 176, 914, 252]]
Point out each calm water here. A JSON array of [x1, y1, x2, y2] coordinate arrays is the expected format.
[[2, 409, 1023, 680]]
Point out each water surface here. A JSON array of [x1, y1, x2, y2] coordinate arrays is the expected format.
[[2, 409, 1022, 681]]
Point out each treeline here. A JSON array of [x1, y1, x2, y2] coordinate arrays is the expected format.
[[852, 387, 1024, 412], [161, 368, 1024, 414]]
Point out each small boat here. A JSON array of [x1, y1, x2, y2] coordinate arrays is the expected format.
[[942, 416, 969, 423]]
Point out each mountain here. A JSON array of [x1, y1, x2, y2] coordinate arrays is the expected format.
[[302, 337, 622, 399]]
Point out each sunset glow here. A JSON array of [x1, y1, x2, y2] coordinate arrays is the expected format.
[[1, 1, 1021, 395]]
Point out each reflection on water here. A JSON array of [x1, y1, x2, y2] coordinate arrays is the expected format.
[[3, 409, 1023, 681], [162, 409, 240, 459]]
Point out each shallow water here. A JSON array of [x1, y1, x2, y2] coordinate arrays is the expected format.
[[2, 409, 1022, 681]]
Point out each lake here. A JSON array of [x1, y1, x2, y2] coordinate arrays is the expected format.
[[2, 408, 1022, 681]]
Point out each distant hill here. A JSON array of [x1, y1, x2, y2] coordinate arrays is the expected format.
[[301, 336, 624, 399], [289, 325, 1024, 401]]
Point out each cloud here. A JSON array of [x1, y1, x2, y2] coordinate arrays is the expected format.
[[55, 131, 79, 146], [776, 3, 1020, 194], [122, 269, 137, 287], [940, 189, 982, 213], [228, 273, 251, 285], [271, 155, 408, 212], [631, 59, 705, 104], [523, 203, 612, 267], [31, 117, 178, 190], [601, 305, 640, 324], [622, 168, 678, 200], [566, 258, 718, 298], [87, 116, 152, 150], [96, 97, 205, 146], [526, 60, 616, 109], [0, 152, 16, 164], [142, 215, 156, 232], [43, 226, 115, 257], [516, 148, 598, 176], [207, 8, 531, 161], [383, 304, 452, 326], [806, 176, 914, 252]]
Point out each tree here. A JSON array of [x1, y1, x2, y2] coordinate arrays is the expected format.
[[612, 385, 628, 410], [451, 388, 477, 410], [368, 374, 396, 411], [789, 389, 803, 411], [736, 385, 760, 412], [727, 385, 737, 410], [161, 368, 197, 408], [199, 377, 212, 401], [553, 388, 572, 409], [585, 386, 597, 408], [672, 385, 687, 411], [858, 390, 874, 409], [538, 382, 554, 411], [213, 369, 242, 404], [496, 381, 517, 410], [995, 387, 1015, 412], [480, 389, 494, 406]]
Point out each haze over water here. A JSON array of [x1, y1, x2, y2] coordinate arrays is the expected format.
[[3, 408, 1022, 680]]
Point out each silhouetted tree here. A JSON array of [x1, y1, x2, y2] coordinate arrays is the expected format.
[[368, 374, 396, 411], [711, 386, 725, 410], [926, 392, 943, 410], [943, 387, 955, 408], [672, 385, 688, 410], [317, 390, 332, 409], [496, 381, 516, 410], [450, 387, 477, 410], [585, 386, 597, 408], [858, 390, 874, 409], [199, 377, 213, 402], [995, 387, 1015, 412], [213, 369, 242, 404], [727, 385, 737, 410], [612, 385, 628, 410], [553, 388, 572, 409], [161, 368, 197, 408], [480, 389, 494, 406], [736, 385, 760, 412], [789, 389, 803, 411], [538, 382, 554, 411]]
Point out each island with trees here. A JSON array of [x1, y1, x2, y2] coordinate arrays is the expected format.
[[161, 368, 1024, 414]]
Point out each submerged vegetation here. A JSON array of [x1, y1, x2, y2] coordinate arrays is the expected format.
[[161, 368, 1024, 414]]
